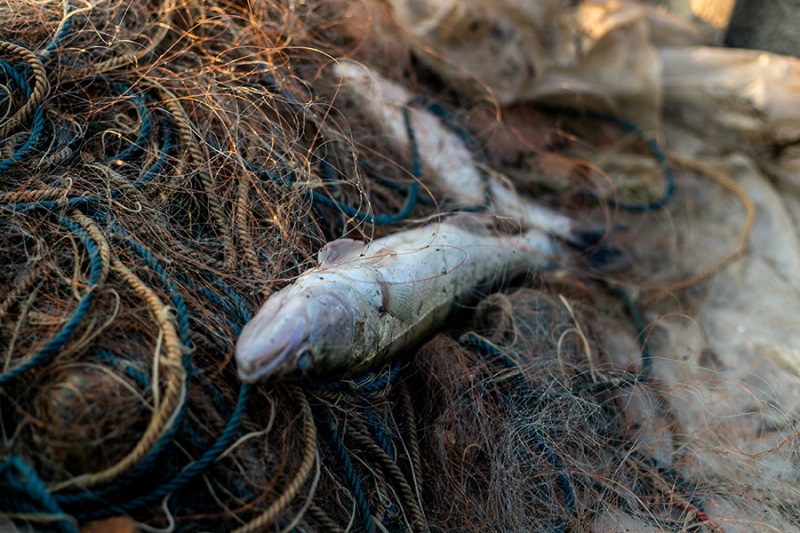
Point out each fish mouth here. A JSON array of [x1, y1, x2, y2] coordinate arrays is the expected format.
[[235, 312, 309, 382], [235, 280, 357, 382]]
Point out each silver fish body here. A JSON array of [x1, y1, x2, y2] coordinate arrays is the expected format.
[[235, 217, 557, 382]]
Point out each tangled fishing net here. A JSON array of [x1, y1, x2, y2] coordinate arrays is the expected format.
[[1, 0, 798, 531]]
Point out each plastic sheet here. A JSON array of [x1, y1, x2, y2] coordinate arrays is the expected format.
[[388, 0, 800, 530]]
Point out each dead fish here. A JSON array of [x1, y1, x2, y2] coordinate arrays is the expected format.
[[235, 216, 558, 382], [332, 62, 626, 253], [333, 61, 576, 240]]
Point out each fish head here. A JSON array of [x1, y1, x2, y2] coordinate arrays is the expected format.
[[235, 281, 356, 382]]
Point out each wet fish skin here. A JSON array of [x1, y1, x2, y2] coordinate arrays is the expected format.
[[235, 217, 557, 382]]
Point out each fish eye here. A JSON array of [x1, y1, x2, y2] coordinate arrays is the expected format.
[[297, 350, 313, 374]]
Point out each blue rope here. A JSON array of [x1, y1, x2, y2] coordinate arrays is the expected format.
[[527, 425, 576, 516], [94, 348, 151, 390], [321, 411, 374, 533], [411, 97, 487, 169], [258, 70, 306, 111], [0, 456, 78, 533], [461, 333, 515, 369], [317, 155, 340, 190], [56, 230, 251, 514], [1, 195, 90, 213], [305, 96, 426, 226], [114, 233, 252, 425], [59, 360, 232, 509], [634, 452, 705, 512], [38, 0, 74, 63], [0, 215, 102, 386], [193, 284, 246, 334], [157, 271, 244, 419], [355, 156, 434, 207], [0, 59, 29, 94], [89, 358, 211, 454], [0, 106, 47, 173], [56, 396, 191, 509], [180, 271, 252, 334], [402, 106, 421, 189], [132, 119, 174, 188], [0, 99, 172, 200], [113, 226, 195, 444], [208, 275, 253, 324], [309, 361, 403, 394], [307, 180, 418, 225], [169, 272, 250, 432], [109, 233, 247, 476]]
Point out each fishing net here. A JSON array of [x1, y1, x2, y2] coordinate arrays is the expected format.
[[1, 0, 798, 532]]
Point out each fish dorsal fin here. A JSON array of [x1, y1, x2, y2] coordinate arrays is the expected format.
[[318, 238, 366, 266]]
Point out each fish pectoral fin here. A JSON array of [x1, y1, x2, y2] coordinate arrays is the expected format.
[[379, 281, 421, 324], [318, 238, 366, 266]]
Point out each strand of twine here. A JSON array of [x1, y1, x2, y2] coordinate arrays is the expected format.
[[397, 382, 423, 511], [55, 248, 187, 489], [365, 446, 391, 526], [0, 266, 41, 319], [4, 281, 39, 374], [70, 212, 110, 285], [0, 41, 50, 138], [641, 154, 756, 305], [307, 502, 345, 533], [62, 383, 249, 521], [235, 174, 269, 297], [0, 184, 71, 205], [159, 86, 236, 270], [232, 386, 317, 533], [278, 444, 321, 533], [347, 418, 427, 533]]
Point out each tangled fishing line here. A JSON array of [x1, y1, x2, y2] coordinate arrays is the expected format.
[[0, 0, 768, 531]]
